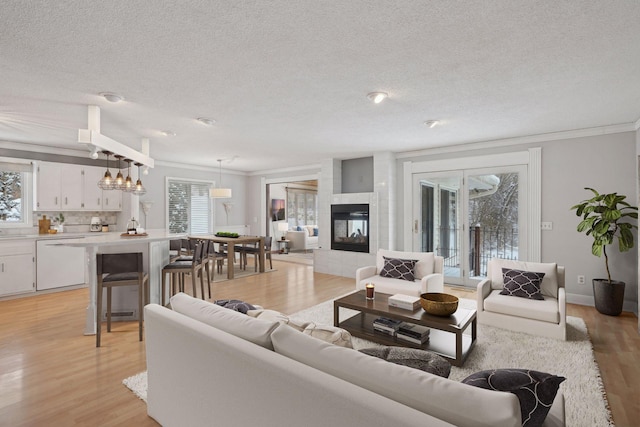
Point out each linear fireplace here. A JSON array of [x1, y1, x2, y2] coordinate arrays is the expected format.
[[331, 204, 369, 253]]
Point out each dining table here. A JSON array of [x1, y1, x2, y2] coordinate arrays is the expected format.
[[191, 234, 265, 279]]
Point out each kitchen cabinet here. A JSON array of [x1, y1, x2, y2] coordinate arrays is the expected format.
[[0, 240, 35, 296], [36, 162, 121, 211]]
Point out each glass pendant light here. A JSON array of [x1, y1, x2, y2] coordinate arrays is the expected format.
[[132, 162, 146, 196], [209, 159, 232, 198], [113, 155, 125, 189], [98, 151, 116, 190], [123, 159, 134, 192]]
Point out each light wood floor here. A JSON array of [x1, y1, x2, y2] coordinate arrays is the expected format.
[[0, 261, 638, 426]]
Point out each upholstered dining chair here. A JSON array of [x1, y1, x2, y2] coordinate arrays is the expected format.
[[161, 242, 205, 306], [241, 236, 272, 272], [96, 252, 149, 347]]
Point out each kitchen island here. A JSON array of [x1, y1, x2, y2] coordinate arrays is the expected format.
[[53, 229, 185, 335]]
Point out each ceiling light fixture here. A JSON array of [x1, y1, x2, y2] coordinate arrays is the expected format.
[[160, 130, 176, 137], [97, 151, 115, 190], [113, 155, 125, 189], [89, 145, 100, 159], [196, 117, 216, 126], [132, 162, 147, 196], [367, 92, 388, 104], [424, 120, 440, 128], [210, 159, 232, 199], [99, 92, 124, 103], [123, 159, 134, 191]]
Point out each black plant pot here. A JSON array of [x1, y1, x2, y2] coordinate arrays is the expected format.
[[592, 279, 625, 316]]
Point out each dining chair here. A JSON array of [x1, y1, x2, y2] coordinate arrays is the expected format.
[[96, 252, 149, 347], [241, 236, 272, 272], [161, 241, 205, 306]]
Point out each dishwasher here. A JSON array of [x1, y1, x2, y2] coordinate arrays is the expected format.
[[36, 238, 86, 290]]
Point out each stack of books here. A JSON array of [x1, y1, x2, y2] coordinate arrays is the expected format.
[[372, 317, 402, 336], [396, 322, 430, 345]]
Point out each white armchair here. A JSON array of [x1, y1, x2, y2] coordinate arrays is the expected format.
[[355, 249, 444, 297], [477, 258, 566, 340]]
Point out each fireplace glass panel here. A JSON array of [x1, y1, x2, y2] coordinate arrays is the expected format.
[[331, 204, 369, 253]]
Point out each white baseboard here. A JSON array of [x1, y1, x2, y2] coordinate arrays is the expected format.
[[566, 292, 638, 316]]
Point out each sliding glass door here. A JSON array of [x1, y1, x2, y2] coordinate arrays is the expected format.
[[413, 166, 527, 287]]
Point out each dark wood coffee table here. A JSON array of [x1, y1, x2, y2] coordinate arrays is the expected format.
[[334, 290, 476, 367]]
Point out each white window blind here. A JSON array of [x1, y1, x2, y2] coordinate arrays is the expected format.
[[168, 179, 212, 234]]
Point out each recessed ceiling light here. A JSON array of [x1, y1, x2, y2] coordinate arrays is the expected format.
[[424, 120, 440, 128], [160, 130, 176, 137], [196, 117, 216, 126], [99, 92, 124, 103], [367, 92, 388, 104]]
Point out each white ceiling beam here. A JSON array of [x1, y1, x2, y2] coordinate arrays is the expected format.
[[78, 105, 154, 168]]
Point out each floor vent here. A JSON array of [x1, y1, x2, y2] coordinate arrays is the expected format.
[[101, 309, 137, 322]]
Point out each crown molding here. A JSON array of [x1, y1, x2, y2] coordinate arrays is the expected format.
[[396, 122, 637, 159]]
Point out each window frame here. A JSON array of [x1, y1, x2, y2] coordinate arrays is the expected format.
[[165, 177, 214, 234], [0, 157, 34, 229]]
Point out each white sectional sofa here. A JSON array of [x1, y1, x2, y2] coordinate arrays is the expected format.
[[286, 225, 319, 251], [145, 293, 565, 427]]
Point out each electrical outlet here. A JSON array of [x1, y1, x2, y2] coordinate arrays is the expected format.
[[541, 222, 553, 230], [577, 275, 585, 285]]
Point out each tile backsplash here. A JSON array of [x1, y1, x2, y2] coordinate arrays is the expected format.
[[33, 211, 118, 233]]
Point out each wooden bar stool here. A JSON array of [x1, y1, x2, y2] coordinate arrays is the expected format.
[[162, 241, 205, 306], [96, 252, 149, 347]]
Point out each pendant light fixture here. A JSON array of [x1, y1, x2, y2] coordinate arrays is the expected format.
[[123, 159, 134, 192], [113, 155, 125, 189], [98, 151, 116, 190], [210, 159, 232, 198], [132, 162, 147, 196]]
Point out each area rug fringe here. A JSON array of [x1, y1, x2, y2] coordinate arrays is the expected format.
[[123, 371, 147, 402], [584, 328, 615, 427]]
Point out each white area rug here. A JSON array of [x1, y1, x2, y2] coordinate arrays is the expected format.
[[124, 297, 613, 426]]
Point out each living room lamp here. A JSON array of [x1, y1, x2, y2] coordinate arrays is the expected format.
[[210, 159, 232, 198], [277, 222, 289, 240]]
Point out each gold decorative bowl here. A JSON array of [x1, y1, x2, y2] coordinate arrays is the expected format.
[[420, 293, 459, 316]]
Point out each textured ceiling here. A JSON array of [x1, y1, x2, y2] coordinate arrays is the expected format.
[[1, 1, 640, 172]]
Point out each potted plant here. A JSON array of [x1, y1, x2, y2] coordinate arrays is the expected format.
[[571, 188, 637, 315], [54, 213, 65, 233]]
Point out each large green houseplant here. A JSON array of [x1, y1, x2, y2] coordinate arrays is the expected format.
[[571, 188, 637, 315]]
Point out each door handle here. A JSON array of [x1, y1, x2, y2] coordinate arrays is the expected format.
[[55, 196, 58, 205], [414, 220, 419, 233], [65, 197, 68, 205]]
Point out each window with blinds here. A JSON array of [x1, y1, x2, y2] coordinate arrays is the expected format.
[[0, 160, 33, 227], [167, 179, 212, 234]]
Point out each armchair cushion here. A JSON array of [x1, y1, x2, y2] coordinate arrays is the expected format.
[[500, 269, 545, 300], [489, 260, 559, 298], [484, 290, 560, 323], [380, 256, 418, 282], [376, 249, 434, 278]]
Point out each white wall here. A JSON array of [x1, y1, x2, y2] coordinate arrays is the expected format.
[[395, 131, 638, 312]]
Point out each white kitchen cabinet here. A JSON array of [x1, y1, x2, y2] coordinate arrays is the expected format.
[[82, 166, 104, 210], [102, 188, 122, 211], [36, 162, 121, 211], [0, 241, 35, 296], [36, 162, 62, 210]]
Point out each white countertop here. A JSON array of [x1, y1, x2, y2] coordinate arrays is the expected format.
[[49, 229, 185, 247]]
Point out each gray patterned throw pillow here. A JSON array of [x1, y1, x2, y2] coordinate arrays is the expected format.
[[379, 256, 418, 282], [500, 268, 545, 300], [462, 369, 565, 427]]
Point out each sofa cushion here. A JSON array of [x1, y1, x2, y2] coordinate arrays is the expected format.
[[303, 322, 353, 348], [170, 293, 279, 350], [500, 269, 545, 300], [380, 256, 418, 282], [489, 259, 558, 298], [271, 324, 522, 427], [359, 347, 450, 378], [377, 249, 434, 279], [462, 369, 565, 427], [247, 308, 310, 332], [484, 290, 559, 323]]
